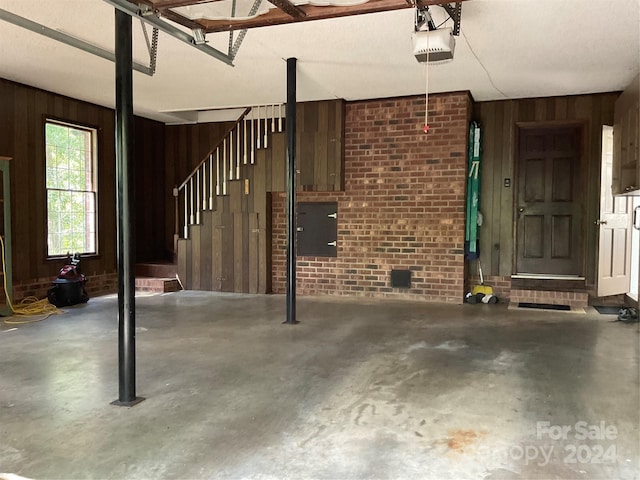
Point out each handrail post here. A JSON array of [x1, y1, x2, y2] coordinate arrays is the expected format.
[[173, 185, 179, 256]]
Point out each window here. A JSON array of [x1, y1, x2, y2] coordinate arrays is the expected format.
[[45, 120, 97, 257]]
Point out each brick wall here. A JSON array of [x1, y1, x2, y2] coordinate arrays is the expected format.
[[0, 271, 118, 305], [272, 92, 472, 304]]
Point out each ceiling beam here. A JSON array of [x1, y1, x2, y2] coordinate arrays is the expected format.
[[186, 0, 468, 32], [131, 0, 467, 33]]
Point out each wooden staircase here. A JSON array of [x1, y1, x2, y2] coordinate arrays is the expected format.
[[175, 104, 284, 294], [173, 100, 344, 294]]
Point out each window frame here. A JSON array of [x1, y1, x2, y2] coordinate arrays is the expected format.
[[44, 118, 99, 259]]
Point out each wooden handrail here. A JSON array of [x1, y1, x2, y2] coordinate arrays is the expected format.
[[178, 106, 252, 190]]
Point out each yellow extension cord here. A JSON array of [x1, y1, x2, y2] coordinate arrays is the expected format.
[[1, 235, 63, 324]]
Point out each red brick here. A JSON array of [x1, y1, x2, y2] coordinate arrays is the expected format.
[[272, 93, 472, 304]]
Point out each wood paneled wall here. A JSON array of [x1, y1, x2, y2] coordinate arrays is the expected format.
[[134, 117, 166, 262], [613, 74, 640, 194], [0, 77, 165, 283], [176, 99, 345, 293], [0, 74, 369, 291], [167, 100, 344, 263], [297, 100, 344, 192], [164, 122, 234, 256], [474, 93, 618, 287]]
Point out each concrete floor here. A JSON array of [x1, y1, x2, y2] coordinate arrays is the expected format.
[[0, 292, 638, 480]]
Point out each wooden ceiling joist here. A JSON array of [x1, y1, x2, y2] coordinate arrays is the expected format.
[[134, 0, 467, 33]]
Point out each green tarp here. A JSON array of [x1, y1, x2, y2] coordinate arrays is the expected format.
[[465, 121, 481, 259]]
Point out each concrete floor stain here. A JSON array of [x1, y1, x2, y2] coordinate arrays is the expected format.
[[447, 429, 484, 452]]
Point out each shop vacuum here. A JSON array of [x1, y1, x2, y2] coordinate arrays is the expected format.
[[47, 253, 89, 307]]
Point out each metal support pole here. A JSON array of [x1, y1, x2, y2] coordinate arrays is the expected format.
[[112, 8, 143, 407], [284, 57, 299, 325]]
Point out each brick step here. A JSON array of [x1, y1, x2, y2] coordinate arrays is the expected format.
[[135, 261, 177, 278], [510, 289, 589, 309], [135, 277, 181, 294]]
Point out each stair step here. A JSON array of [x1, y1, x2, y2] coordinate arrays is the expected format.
[[135, 277, 181, 294], [509, 289, 588, 308], [135, 262, 177, 278]]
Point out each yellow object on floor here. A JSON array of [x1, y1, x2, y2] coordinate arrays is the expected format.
[[471, 258, 493, 296], [1, 235, 63, 324], [471, 284, 493, 296]]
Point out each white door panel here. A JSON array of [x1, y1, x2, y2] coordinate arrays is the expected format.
[[597, 126, 632, 297]]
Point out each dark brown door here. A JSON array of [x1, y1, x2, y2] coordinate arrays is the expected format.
[[516, 126, 584, 275]]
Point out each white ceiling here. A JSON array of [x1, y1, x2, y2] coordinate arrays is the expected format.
[[0, 0, 638, 124]]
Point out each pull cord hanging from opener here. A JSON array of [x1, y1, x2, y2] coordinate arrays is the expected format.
[[418, 4, 432, 134], [423, 32, 430, 134]]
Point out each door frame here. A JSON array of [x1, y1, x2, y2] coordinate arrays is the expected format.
[[513, 120, 589, 278]]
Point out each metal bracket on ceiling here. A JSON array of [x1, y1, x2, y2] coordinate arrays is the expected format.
[[139, 20, 159, 74], [442, 2, 462, 36], [103, 0, 234, 66], [414, 6, 435, 31], [414, 2, 461, 35], [228, 0, 263, 60], [227, 0, 238, 58]]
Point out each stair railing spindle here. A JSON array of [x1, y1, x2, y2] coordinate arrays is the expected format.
[[236, 123, 241, 179], [173, 185, 179, 248], [255, 106, 260, 149], [250, 107, 255, 164], [183, 183, 189, 238], [229, 130, 234, 180], [202, 162, 208, 210], [189, 177, 194, 225], [215, 149, 220, 196], [243, 119, 248, 165], [209, 154, 214, 209], [196, 169, 201, 224], [222, 138, 227, 195], [263, 105, 268, 148], [271, 104, 276, 133]]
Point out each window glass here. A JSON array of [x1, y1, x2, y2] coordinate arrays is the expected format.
[[45, 121, 97, 257]]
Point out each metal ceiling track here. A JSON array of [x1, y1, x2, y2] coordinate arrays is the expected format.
[[0, 7, 156, 76], [415, 2, 462, 34], [103, 0, 234, 66]]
